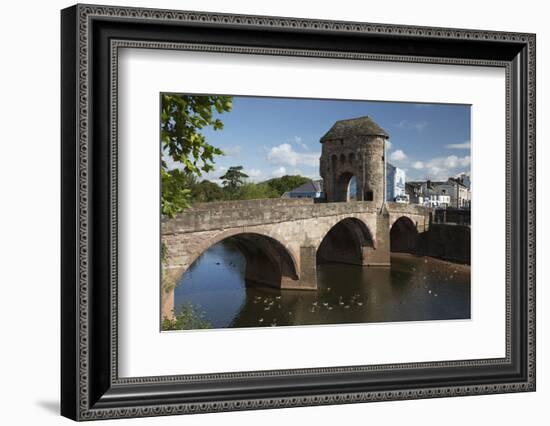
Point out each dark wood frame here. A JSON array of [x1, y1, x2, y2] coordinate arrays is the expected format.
[[61, 4, 536, 421]]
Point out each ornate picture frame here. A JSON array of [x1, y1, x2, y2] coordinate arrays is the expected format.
[[61, 4, 535, 420]]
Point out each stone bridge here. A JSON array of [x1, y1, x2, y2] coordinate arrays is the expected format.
[[161, 198, 431, 319]]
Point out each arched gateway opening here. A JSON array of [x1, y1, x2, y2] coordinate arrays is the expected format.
[[317, 218, 374, 265], [335, 172, 358, 202], [390, 216, 418, 253]]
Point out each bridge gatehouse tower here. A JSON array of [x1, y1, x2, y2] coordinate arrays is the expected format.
[[319, 116, 389, 208]]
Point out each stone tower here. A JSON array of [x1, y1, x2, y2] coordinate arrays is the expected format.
[[319, 116, 389, 208]]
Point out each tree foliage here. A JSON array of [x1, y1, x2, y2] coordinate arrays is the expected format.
[[233, 182, 279, 200], [160, 94, 232, 217], [161, 303, 211, 331], [172, 173, 315, 204], [193, 180, 226, 203], [161, 169, 196, 218], [264, 175, 312, 196], [220, 166, 249, 193]]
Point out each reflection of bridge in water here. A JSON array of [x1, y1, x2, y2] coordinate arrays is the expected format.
[[161, 198, 431, 319]]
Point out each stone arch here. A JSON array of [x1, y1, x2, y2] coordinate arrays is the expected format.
[[390, 216, 418, 253], [388, 212, 429, 233], [179, 230, 299, 289], [317, 217, 375, 265], [335, 172, 356, 202]]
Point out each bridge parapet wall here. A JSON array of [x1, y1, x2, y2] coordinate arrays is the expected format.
[[385, 202, 432, 215], [188, 197, 313, 211], [162, 200, 379, 234]]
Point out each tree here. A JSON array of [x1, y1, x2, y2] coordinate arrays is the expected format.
[[161, 169, 198, 218], [160, 94, 232, 217], [234, 182, 279, 200], [161, 303, 211, 331], [220, 166, 249, 194], [193, 180, 226, 203], [264, 175, 312, 196]]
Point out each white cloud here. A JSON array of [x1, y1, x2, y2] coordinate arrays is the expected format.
[[290, 168, 320, 179], [389, 149, 407, 162], [442, 155, 471, 168], [385, 140, 392, 150], [446, 141, 471, 149], [267, 143, 320, 167], [414, 155, 470, 170], [411, 155, 471, 180], [425, 166, 444, 179], [414, 123, 427, 131], [246, 168, 262, 178], [222, 145, 242, 156], [293, 136, 309, 150], [271, 166, 287, 177], [397, 120, 427, 131]]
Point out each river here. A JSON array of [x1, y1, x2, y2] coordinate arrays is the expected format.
[[173, 241, 470, 329]]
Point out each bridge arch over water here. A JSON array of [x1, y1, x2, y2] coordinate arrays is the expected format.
[[201, 232, 296, 286], [161, 198, 431, 320], [317, 217, 374, 265], [390, 216, 419, 253], [174, 228, 300, 285]]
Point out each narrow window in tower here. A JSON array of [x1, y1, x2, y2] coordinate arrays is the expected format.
[[365, 191, 374, 201]]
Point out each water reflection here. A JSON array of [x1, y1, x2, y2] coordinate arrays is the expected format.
[[174, 241, 470, 329]]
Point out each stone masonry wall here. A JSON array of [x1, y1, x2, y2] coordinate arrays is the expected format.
[[162, 199, 378, 234], [160, 198, 431, 319], [415, 224, 471, 264], [320, 136, 386, 207]]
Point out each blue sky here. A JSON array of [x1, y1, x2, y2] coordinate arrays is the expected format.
[[177, 95, 471, 183]]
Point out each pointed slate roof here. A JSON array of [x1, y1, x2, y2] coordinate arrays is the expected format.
[[320, 116, 389, 142], [288, 180, 323, 194]]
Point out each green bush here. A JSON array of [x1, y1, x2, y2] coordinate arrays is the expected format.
[[162, 303, 211, 331]]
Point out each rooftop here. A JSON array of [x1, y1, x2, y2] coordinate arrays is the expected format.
[[407, 179, 469, 189], [447, 177, 468, 188], [320, 116, 389, 142], [287, 179, 323, 194]]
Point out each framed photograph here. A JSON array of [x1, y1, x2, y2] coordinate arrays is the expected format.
[[61, 4, 536, 421]]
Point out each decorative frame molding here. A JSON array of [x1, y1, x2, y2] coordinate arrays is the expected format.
[[61, 3, 535, 421]]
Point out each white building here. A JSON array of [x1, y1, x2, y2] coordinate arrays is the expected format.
[[419, 193, 451, 208], [386, 162, 407, 202], [407, 179, 468, 208], [434, 179, 470, 208]]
